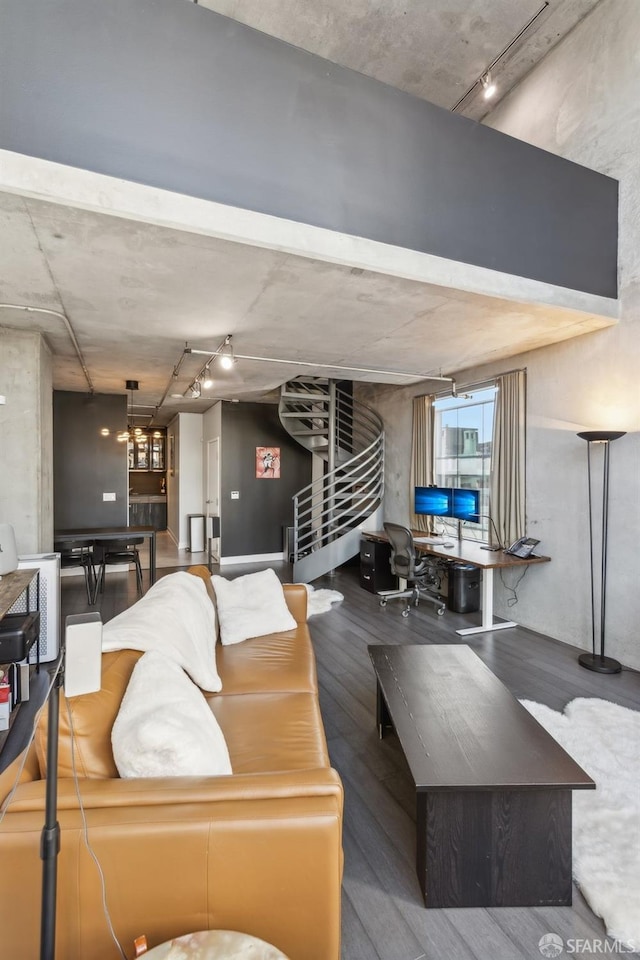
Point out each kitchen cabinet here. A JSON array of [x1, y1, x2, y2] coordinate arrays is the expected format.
[[128, 434, 165, 472], [129, 499, 167, 531]]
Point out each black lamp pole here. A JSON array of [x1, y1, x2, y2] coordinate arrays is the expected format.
[[40, 659, 63, 960], [576, 430, 625, 674]]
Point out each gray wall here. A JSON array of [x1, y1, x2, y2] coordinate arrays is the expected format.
[[0, 328, 53, 553], [220, 403, 311, 557], [0, 0, 617, 297], [53, 391, 127, 530], [361, 0, 640, 671]]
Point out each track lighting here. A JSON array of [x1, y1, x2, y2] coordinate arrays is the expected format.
[[480, 71, 496, 99], [203, 364, 214, 389], [190, 379, 202, 399], [451, 2, 549, 113], [218, 335, 235, 370]]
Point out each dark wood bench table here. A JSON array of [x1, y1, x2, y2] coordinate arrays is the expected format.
[[368, 644, 595, 908]]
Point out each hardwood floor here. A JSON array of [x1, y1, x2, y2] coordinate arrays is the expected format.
[[61, 563, 640, 960]]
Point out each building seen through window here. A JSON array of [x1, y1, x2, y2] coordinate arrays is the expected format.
[[433, 386, 496, 541]]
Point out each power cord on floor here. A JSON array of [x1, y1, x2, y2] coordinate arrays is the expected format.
[[499, 564, 530, 607], [66, 699, 128, 960]]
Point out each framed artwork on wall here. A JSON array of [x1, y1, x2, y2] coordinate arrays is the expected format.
[[256, 446, 280, 479]]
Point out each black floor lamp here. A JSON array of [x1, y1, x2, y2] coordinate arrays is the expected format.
[[576, 430, 626, 674]]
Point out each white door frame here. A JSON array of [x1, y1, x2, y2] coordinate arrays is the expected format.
[[205, 437, 221, 563]]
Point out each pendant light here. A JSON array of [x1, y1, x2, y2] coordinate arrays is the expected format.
[[117, 380, 148, 442]]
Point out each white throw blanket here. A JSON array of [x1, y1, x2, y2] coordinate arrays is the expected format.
[[102, 572, 221, 692]]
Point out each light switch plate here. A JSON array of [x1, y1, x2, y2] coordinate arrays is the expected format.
[[231, 491, 240, 500], [103, 492, 116, 501]]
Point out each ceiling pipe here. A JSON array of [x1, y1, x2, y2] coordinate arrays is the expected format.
[[185, 345, 456, 385], [0, 303, 94, 393], [154, 346, 191, 417]]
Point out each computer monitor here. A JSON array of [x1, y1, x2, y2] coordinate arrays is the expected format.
[[451, 488, 480, 521], [414, 486, 453, 517], [414, 485, 481, 521]]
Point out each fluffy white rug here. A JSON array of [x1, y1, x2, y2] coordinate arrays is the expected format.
[[521, 697, 640, 949], [304, 583, 344, 617]]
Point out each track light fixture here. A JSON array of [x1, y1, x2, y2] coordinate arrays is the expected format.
[[451, 1, 549, 113], [480, 71, 497, 99], [203, 364, 214, 389], [190, 379, 202, 399], [219, 335, 235, 370]]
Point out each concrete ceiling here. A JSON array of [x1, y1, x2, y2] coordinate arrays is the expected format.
[[197, 0, 603, 119], [0, 190, 613, 424], [0, 1, 612, 422]]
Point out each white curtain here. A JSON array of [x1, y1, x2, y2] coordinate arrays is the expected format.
[[410, 395, 435, 533], [490, 370, 526, 547]]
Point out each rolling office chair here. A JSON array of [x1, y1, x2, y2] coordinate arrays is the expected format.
[[379, 522, 446, 617]]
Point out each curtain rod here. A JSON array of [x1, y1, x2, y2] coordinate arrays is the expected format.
[[415, 367, 526, 399]]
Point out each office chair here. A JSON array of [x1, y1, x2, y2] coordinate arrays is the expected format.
[[379, 522, 446, 617]]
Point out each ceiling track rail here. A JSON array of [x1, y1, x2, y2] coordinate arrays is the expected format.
[[451, 1, 550, 113]]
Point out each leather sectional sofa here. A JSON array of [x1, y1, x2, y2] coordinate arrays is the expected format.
[[0, 566, 343, 960]]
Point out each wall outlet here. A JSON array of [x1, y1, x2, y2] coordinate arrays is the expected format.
[[103, 492, 116, 501], [230, 491, 240, 500]]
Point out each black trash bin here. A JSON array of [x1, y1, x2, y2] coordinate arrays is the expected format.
[[447, 563, 481, 614]]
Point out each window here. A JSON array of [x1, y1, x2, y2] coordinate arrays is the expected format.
[[433, 386, 496, 542]]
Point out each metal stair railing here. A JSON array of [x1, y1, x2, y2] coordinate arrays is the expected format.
[[278, 379, 384, 579]]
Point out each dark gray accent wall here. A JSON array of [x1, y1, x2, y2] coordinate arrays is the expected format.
[[221, 403, 311, 557], [0, 0, 617, 298], [53, 392, 127, 530]]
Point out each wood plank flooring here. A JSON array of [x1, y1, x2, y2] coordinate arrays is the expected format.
[[60, 562, 640, 960]]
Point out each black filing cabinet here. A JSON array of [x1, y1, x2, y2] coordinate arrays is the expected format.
[[360, 538, 398, 593]]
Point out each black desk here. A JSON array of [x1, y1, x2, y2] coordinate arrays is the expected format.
[[54, 526, 157, 586]]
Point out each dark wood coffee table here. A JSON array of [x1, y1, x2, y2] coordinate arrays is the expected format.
[[368, 644, 595, 908]]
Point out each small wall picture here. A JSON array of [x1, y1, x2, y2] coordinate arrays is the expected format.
[[256, 446, 280, 479]]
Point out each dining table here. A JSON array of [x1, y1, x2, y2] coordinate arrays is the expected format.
[[53, 526, 157, 586]]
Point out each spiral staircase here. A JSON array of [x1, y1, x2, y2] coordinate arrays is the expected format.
[[278, 377, 384, 582]]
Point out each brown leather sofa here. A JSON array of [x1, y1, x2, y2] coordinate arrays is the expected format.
[[0, 567, 343, 960]]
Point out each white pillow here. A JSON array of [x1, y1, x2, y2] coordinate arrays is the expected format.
[[212, 568, 297, 646], [102, 572, 221, 692], [112, 651, 232, 778]]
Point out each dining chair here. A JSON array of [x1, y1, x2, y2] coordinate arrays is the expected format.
[[54, 538, 96, 605], [93, 538, 144, 602]]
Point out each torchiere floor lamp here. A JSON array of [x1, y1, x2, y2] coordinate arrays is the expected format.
[[577, 430, 626, 674]]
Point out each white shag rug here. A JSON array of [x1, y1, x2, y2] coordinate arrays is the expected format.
[[304, 583, 344, 617], [521, 697, 640, 950]]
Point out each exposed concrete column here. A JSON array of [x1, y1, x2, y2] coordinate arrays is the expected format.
[[0, 327, 53, 553]]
